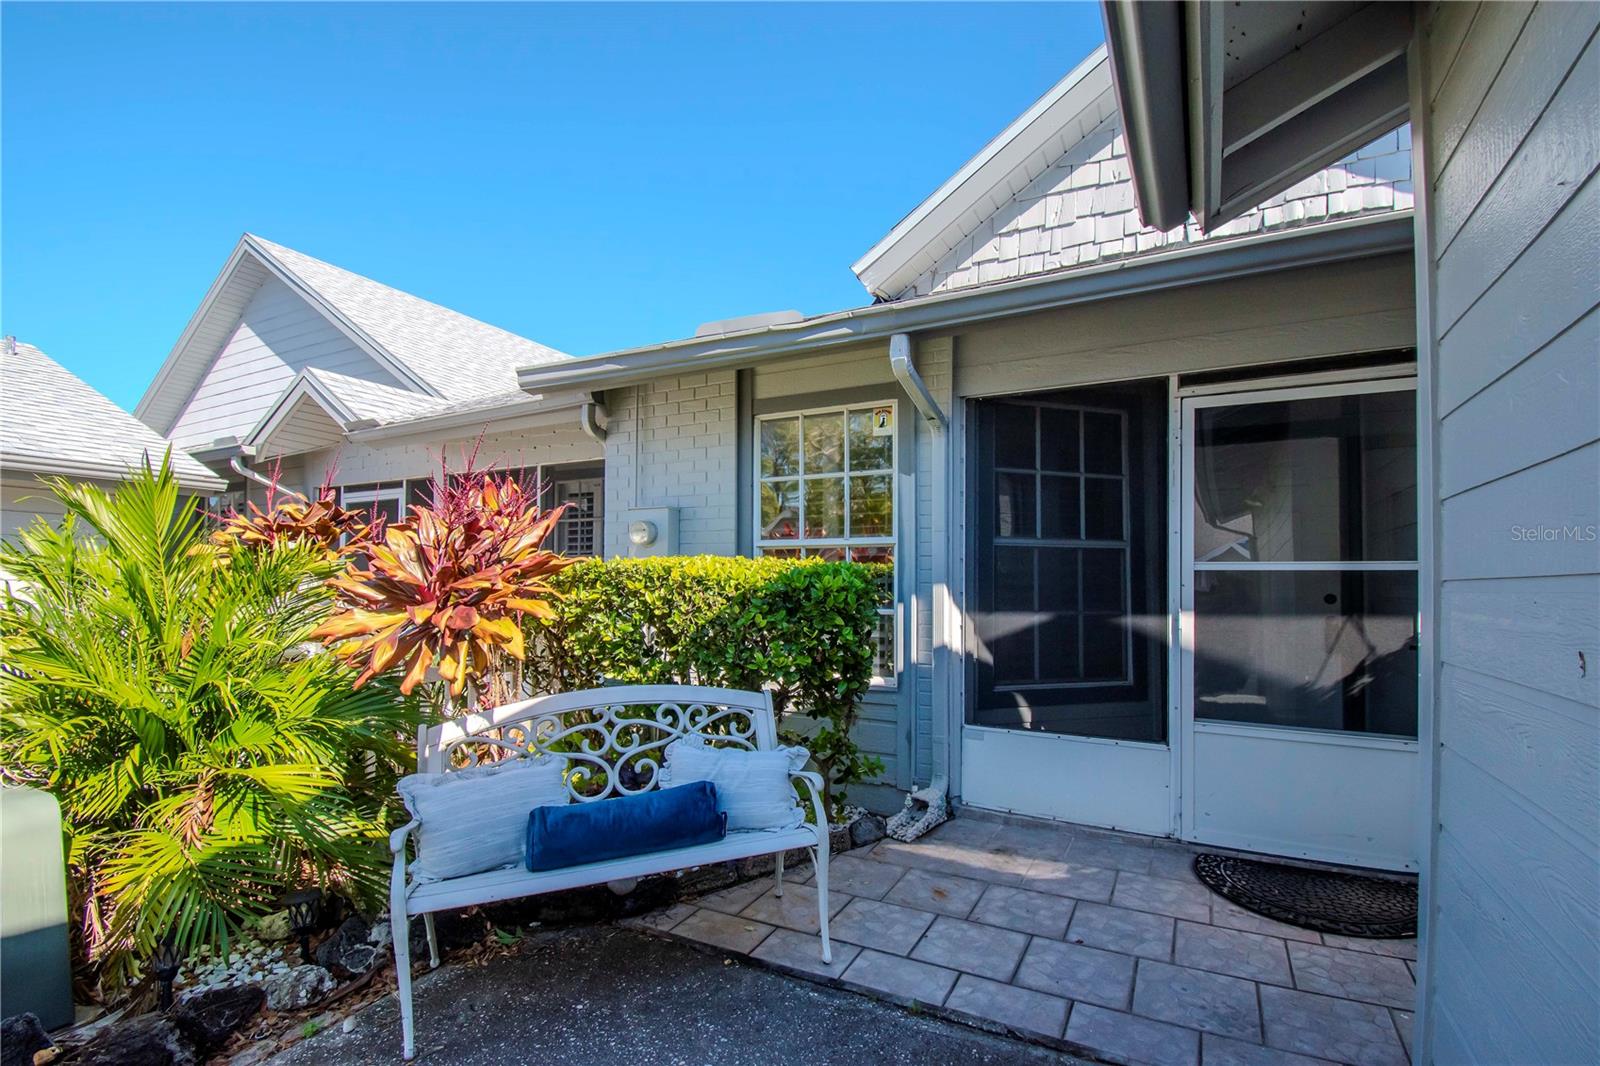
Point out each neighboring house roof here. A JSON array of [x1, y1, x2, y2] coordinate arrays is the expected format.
[[1, 339, 226, 492], [136, 233, 574, 437]]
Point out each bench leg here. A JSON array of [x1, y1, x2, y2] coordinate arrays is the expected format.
[[814, 841, 832, 964], [392, 907, 416, 1060], [774, 851, 785, 898], [424, 912, 440, 968]]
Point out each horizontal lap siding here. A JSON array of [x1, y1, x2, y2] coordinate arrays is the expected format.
[[1423, 3, 1600, 1062], [1, 479, 67, 544], [169, 276, 406, 450], [300, 425, 601, 497], [952, 254, 1415, 397]]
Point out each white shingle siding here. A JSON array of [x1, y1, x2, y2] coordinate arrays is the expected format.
[[897, 120, 1415, 301], [601, 370, 738, 557], [170, 275, 404, 450]]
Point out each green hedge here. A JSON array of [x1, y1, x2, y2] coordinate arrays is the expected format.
[[523, 555, 886, 819]]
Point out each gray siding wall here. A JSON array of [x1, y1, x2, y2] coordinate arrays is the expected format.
[[600, 370, 739, 559], [1419, 4, 1600, 1064], [169, 275, 405, 450]]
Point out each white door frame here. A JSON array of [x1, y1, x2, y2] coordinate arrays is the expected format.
[[1176, 375, 1421, 870]]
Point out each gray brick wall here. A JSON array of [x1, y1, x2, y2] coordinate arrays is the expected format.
[[602, 370, 739, 557], [899, 120, 1414, 300]]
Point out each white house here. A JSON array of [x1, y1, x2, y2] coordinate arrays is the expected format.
[[1, 337, 226, 554], [1097, 3, 1598, 1063], [515, 46, 1423, 843], [136, 234, 606, 553]]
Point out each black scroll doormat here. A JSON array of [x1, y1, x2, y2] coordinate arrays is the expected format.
[[1193, 852, 1418, 938]]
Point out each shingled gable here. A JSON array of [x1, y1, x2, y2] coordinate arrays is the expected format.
[[135, 234, 574, 450], [852, 46, 1413, 304]]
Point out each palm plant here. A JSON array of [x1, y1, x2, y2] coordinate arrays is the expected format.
[[0, 459, 417, 997]]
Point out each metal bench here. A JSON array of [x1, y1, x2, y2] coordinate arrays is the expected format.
[[389, 684, 832, 1059]]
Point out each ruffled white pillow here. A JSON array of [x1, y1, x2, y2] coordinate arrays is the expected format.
[[661, 735, 807, 832], [397, 755, 568, 881]]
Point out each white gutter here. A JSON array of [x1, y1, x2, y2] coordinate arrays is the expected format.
[[344, 389, 595, 444], [888, 334, 946, 429]]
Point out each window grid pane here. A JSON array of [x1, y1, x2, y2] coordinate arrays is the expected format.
[[757, 403, 897, 681]]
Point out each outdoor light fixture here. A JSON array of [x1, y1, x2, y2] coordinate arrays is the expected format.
[[150, 933, 183, 1011], [284, 889, 322, 965], [628, 519, 657, 547]]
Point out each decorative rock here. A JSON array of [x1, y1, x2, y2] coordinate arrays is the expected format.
[[69, 1012, 198, 1066], [251, 910, 292, 943], [849, 813, 888, 848], [0, 1013, 52, 1066], [314, 916, 376, 978], [171, 985, 266, 1055], [828, 824, 851, 856], [262, 965, 335, 1012]]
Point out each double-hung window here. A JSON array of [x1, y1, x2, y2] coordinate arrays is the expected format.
[[755, 402, 898, 684]]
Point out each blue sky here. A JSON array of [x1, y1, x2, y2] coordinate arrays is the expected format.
[[2, 2, 1104, 410]]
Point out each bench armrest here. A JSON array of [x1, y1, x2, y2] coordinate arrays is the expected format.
[[390, 819, 420, 856], [789, 769, 829, 838]]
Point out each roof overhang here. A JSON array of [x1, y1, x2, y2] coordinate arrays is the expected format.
[[0, 450, 227, 493], [520, 211, 1411, 392], [243, 371, 598, 458], [1102, 1, 1412, 232], [851, 46, 1115, 301]]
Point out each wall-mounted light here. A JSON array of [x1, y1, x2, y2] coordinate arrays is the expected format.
[[628, 520, 658, 547]]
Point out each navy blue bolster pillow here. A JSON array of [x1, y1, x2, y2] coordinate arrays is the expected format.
[[525, 780, 726, 872]]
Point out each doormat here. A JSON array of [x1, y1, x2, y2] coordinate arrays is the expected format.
[[1193, 853, 1417, 938]]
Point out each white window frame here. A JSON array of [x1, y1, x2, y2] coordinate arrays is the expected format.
[[754, 400, 900, 687], [340, 484, 406, 525]]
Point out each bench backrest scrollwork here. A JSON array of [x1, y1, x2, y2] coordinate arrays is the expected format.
[[415, 684, 777, 803]]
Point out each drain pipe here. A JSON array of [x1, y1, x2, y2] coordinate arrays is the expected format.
[[885, 333, 952, 841], [229, 452, 308, 502], [889, 333, 946, 429], [578, 400, 608, 444]]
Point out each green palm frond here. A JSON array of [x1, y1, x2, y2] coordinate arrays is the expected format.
[[0, 461, 419, 997]]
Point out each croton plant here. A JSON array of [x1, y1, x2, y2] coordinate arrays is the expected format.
[[310, 467, 575, 700]]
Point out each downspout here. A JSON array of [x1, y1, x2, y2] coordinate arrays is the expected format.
[[889, 333, 946, 429], [578, 400, 608, 444], [229, 452, 308, 502], [885, 333, 952, 840]]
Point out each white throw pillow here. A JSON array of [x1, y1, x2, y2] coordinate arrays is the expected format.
[[661, 735, 807, 832], [397, 755, 568, 882]]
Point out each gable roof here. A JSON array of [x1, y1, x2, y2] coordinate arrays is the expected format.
[[2, 339, 226, 492], [136, 234, 573, 435], [852, 47, 1116, 301]]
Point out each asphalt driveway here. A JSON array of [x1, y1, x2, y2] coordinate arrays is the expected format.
[[272, 924, 1090, 1066]]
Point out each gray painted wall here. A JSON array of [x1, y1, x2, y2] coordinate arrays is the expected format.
[[1418, 4, 1600, 1063]]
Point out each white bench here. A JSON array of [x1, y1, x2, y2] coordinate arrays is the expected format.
[[388, 684, 833, 1059]]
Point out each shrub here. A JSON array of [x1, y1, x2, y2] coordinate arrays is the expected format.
[[0, 461, 418, 998], [313, 463, 573, 705], [524, 555, 885, 820]]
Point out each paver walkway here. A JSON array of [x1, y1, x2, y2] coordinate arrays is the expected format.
[[644, 813, 1417, 1066]]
